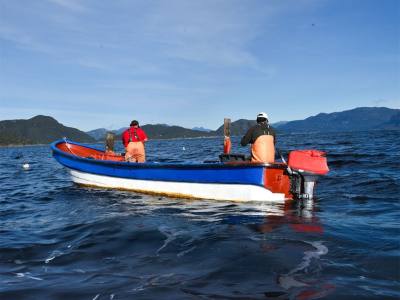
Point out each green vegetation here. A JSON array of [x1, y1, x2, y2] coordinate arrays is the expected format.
[[1, 107, 398, 146], [0, 115, 95, 146], [275, 107, 400, 132]]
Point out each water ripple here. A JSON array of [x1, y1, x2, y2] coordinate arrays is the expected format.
[[0, 131, 399, 299]]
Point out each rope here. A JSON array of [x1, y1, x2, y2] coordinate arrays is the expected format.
[[64, 137, 79, 157], [277, 149, 293, 175]]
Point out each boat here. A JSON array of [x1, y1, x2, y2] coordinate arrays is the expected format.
[[51, 138, 329, 202]]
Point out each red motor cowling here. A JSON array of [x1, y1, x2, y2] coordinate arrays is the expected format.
[[288, 150, 329, 175]]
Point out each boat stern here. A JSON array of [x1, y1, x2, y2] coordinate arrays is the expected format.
[[263, 166, 293, 200]]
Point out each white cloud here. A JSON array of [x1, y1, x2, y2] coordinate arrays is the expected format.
[[1, 0, 332, 70], [46, 0, 87, 12], [372, 98, 400, 108], [139, 0, 266, 68], [7, 0, 393, 130], [0, 26, 55, 55], [0, 1, 277, 71]]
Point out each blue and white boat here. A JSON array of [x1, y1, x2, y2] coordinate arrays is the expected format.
[[51, 139, 328, 202]]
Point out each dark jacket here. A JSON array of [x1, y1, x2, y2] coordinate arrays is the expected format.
[[240, 122, 276, 146]]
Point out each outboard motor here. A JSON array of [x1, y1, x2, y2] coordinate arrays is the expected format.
[[287, 150, 329, 199]]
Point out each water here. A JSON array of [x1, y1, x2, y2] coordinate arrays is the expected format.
[[0, 131, 399, 299]]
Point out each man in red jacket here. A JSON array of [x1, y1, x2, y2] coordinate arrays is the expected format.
[[122, 120, 148, 163]]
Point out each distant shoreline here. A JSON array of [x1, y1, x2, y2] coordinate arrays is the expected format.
[[0, 135, 223, 148], [1, 128, 399, 148], [0, 143, 51, 148]]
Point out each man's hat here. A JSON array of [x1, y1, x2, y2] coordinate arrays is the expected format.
[[257, 112, 269, 121]]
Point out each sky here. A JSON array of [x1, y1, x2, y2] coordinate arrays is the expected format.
[[0, 0, 399, 131]]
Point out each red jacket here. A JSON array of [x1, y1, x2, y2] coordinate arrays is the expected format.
[[122, 127, 148, 147]]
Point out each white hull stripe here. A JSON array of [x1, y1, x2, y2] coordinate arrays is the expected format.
[[69, 169, 285, 202]]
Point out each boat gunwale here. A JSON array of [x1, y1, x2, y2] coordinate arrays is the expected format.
[[51, 139, 287, 170]]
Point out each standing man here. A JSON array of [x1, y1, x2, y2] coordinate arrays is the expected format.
[[122, 120, 148, 163], [241, 112, 276, 163]]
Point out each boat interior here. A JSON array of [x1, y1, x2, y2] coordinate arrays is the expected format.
[[55, 140, 288, 168], [57, 141, 125, 162]]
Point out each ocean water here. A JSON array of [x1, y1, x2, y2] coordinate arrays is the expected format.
[[0, 131, 399, 299]]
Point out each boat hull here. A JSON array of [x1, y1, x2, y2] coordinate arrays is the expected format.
[[51, 139, 291, 202], [70, 169, 286, 201]]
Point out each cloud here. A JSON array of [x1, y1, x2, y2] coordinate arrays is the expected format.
[[373, 98, 388, 105], [46, 0, 87, 12], [0, 26, 55, 55], [3, 0, 348, 131], [372, 98, 400, 108], [139, 0, 266, 68], [0, 0, 291, 76]]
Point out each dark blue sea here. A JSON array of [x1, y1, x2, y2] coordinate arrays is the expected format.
[[1, 131, 399, 300]]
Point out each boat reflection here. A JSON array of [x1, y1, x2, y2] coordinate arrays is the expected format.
[[223, 199, 324, 235]]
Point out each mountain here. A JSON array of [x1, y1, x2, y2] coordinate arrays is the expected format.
[[9, 106, 392, 147], [272, 121, 288, 127], [192, 126, 212, 132], [86, 128, 108, 140], [86, 127, 128, 140], [275, 107, 400, 132], [381, 112, 400, 130], [0, 115, 95, 146], [114, 127, 128, 135], [87, 107, 399, 142], [214, 120, 289, 136], [215, 119, 257, 136], [214, 107, 400, 135], [88, 124, 214, 141], [140, 124, 214, 139]]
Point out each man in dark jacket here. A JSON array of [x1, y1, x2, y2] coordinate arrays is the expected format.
[[241, 112, 276, 163]]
